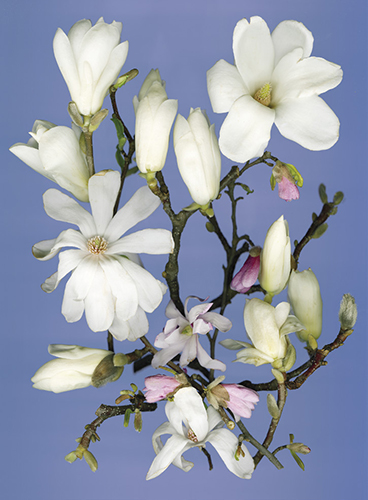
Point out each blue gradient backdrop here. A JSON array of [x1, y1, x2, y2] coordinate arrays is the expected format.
[[1, 1, 367, 499]]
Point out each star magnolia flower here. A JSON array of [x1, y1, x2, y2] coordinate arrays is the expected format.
[[206, 376, 259, 421], [258, 215, 291, 297], [133, 69, 178, 174], [173, 107, 221, 207], [10, 120, 89, 202], [32, 170, 174, 340], [230, 246, 261, 294], [207, 16, 343, 162], [288, 268, 323, 341], [221, 298, 304, 366], [146, 387, 254, 480], [152, 297, 232, 371], [53, 17, 129, 117], [31, 344, 125, 393]]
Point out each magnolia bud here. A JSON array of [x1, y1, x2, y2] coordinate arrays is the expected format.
[[338, 294, 357, 329], [267, 393, 280, 419], [83, 450, 98, 472]]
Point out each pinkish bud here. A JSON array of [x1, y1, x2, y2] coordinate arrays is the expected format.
[[230, 248, 261, 294], [143, 375, 181, 402], [222, 384, 259, 420], [271, 161, 302, 202], [278, 176, 300, 201]]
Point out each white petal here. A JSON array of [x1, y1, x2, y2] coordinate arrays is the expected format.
[[84, 262, 114, 331], [236, 346, 274, 366], [104, 186, 160, 242], [233, 17, 274, 95], [165, 299, 182, 320], [274, 301, 291, 328], [146, 434, 191, 480], [173, 387, 209, 442], [117, 256, 165, 313], [89, 170, 121, 235], [33, 229, 87, 261], [48, 344, 109, 359], [219, 339, 251, 350], [219, 95, 275, 163], [207, 428, 254, 479], [43, 189, 96, 237], [107, 228, 173, 255], [9, 143, 54, 180], [151, 343, 184, 369], [196, 337, 226, 371], [275, 95, 340, 150], [272, 20, 314, 66], [53, 28, 81, 106], [201, 311, 232, 332], [180, 335, 197, 366], [42, 249, 84, 292], [99, 256, 138, 320], [207, 59, 248, 113]]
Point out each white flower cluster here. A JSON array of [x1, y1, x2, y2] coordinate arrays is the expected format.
[[10, 14, 343, 481]]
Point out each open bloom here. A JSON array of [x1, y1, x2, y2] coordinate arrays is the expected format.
[[146, 387, 254, 480], [258, 215, 291, 297], [207, 16, 342, 162], [173, 108, 221, 207], [53, 17, 129, 116], [152, 297, 231, 371], [230, 246, 261, 293], [32, 170, 173, 340], [10, 120, 89, 202], [288, 268, 323, 341], [31, 344, 124, 393], [221, 298, 304, 366], [133, 69, 178, 174]]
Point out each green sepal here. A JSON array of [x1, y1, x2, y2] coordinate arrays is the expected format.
[[289, 449, 305, 471], [130, 383, 138, 393], [285, 163, 303, 187], [124, 408, 133, 427], [270, 174, 276, 191], [237, 182, 254, 195], [319, 184, 328, 204]]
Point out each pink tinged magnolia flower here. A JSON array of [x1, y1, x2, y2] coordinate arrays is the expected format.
[[146, 387, 254, 480], [222, 384, 259, 420], [230, 247, 261, 293], [207, 16, 343, 163], [152, 297, 232, 371], [32, 170, 174, 341], [53, 17, 129, 117], [143, 375, 181, 403], [271, 161, 302, 202]]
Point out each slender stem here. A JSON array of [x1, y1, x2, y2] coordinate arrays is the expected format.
[[237, 420, 283, 470], [84, 131, 95, 177]]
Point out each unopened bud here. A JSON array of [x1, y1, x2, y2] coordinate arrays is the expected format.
[[65, 451, 78, 464], [84, 450, 98, 472], [339, 294, 357, 329], [287, 442, 311, 455], [112, 69, 139, 90], [91, 354, 124, 388], [267, 393, 280, 419]]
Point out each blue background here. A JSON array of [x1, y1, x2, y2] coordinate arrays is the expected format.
[[1, 0, 367, 499]]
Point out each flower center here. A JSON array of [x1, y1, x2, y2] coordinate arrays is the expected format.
[[181, 325, 193, 336], [187, 428, 198, 443], [254, 82, 272, 106], [87, 235, 108, 255]]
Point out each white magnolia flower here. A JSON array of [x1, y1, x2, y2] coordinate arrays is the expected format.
[[259, 215, 291, 297], [152, 296, 231, 371], [173, 108, 221, 207], [53, 17, 129, 117], [288, 268, 323, 341], [31, 344, 124, 393], [133, 69, 178, 174], [221, 298, 304, 366], [146, 387, 254, 480], [10, 120, 89, 202], [32, 170, 174, 340], [207, 16, 343, 162]]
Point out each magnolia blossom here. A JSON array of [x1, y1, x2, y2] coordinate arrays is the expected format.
[[258, 215, 291, 297], [143, 375, 182, 403], [206, 377, 259, 421], [146, 387, 254, 480], [53, 17, 129, 116], [32, 170, 173, 340], [230, 247, 261, 294], [152, 297, 232, 371], [288, 269, 323, 341], [271, 161, 302, 202], [173, 108, 221, 207], [221, 298, 304, 366], [133, 69, 178, 174], [10, 120, 89, 202], [31, 344, 124, 393], [207, 16, 342, 162]]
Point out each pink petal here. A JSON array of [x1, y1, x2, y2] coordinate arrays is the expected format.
[[278, 177, 300, 201], [230, 255, 260, 293]]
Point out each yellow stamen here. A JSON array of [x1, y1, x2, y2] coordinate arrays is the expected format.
[[254, 83, 272, 106], [87, 236, 108, 255]]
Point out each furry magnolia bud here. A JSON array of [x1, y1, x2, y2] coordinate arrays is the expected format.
[[338, 294, 357, 330]]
